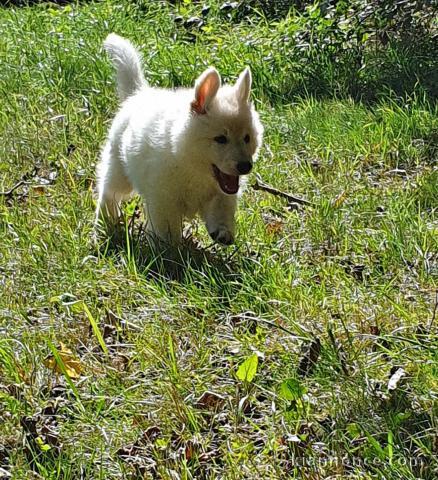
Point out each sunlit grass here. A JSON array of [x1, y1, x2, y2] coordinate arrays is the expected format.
[[0, 1, 437, 479]]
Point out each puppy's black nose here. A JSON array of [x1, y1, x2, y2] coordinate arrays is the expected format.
[[237, 161, 252, 175]]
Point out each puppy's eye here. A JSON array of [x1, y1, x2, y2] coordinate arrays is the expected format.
[[214, 135, 228, 144], [244, 134, 250, 144]]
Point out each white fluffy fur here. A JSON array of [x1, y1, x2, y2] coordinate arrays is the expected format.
[[96, 33, 263, 245]]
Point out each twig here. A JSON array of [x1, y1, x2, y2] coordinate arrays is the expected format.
[[251, 174, 314, 207], [0, 180, 25, 197], [0, 166, 39, 198]]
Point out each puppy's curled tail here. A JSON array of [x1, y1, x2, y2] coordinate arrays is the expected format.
[[104, 33, 146, 101]]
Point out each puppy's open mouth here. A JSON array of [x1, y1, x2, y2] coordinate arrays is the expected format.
[[212, 165, 239, 195]]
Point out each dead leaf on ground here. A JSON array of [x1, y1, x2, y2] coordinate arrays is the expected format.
[[20, 409, 62, 461], [116, 428, 160, 476], [184, 440, 199, 462], [117, 426, 161, 458], [195, 391, 226, 410], [265, 218, 284, 235], [31, 185, 48, 196], [44, 342, 82, 379], [116, 442, 155, 476], [110, 354, 130, 372]]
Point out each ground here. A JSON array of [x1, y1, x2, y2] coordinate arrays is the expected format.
[[0, 1, 437, 479]]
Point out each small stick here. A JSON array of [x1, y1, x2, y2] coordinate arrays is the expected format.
[[0, 180, 25, 197], [0, 166, 39, 198], [251, 175, 314, 207]]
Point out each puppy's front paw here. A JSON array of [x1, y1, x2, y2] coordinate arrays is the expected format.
[[209, 226, 235, 245]]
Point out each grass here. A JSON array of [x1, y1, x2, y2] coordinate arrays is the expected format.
[[0, 1, 437, 479]]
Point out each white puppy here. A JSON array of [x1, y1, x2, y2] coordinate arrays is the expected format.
[[96, 34, 263, 245]]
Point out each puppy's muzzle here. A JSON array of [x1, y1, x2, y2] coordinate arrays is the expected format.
[[237, 160, 252, 175]]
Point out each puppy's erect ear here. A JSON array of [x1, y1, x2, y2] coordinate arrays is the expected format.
[[235, 67, 252, 104], [191, 68, 221, 114]]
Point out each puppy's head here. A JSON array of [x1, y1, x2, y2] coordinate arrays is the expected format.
[[189, 67, 263, 195]]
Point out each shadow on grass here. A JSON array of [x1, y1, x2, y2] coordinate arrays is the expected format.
[[96, 222, 254, 295]]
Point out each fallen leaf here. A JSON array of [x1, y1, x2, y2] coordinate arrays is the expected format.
[[195, 391, 225, 410], [16, 365, 29, 383], [31, 185, 47, 195], [116, 430, 158, 475], [185, 440, 199, 461], [44, 343, 82, 379], [266, 219, 284, 235], [110, 354, 129, 372]]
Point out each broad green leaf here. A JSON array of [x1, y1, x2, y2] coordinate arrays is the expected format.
[[279, 378, 306, 401], [236, 354, 258, 383]]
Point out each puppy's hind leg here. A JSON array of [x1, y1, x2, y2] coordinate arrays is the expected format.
[[95, 142, 133, 230], [202, 194, 237, 245]]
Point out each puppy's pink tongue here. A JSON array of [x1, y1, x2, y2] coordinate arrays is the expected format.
[[213, 165, 239, 195]]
